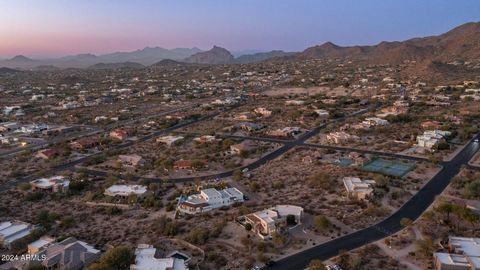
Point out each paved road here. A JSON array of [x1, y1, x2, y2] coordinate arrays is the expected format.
[[0, 105, 192, 158], [265, 135, 480, 270], [301, 143, 429, 162], [78, 106, 375, 183], [1, 104, 240, 191]]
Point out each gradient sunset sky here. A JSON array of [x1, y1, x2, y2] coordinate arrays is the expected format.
[[1, 0, 479, 58]]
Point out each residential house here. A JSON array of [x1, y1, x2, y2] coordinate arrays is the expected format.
[[230, 140, 257, 154], [417, 130, 452, 149], [434, 237, 480, 270], [285, 100, 305, 106], [69, 137, 100, 151], [235, 122, 264, 132], [156, 135, 184, 146], [0, 221, 35, 249], [178, 187, 244, 214], [18, 124, 49, 134], [3, 107, 23, 116], [233, 112, 255, 121], [326, 132, 359, 144], [254, 107, 272, 117], [35, 148, 65, 160], [130, 244, 188, 270], [173, 159, 208, 170], [118, 154, 145, 168], [0, 122, 20, 132], [193, 135, 221, 144], [314, 109, 329, 119], [362, 117, 388, 127], [343, 177, 375, 200], [104, 185, 148, 198], [94, 116, 108, 123], [30, 176, 70, 193], [0, 136, 18, 145], [37, 237, 101, 270], [267, 127, 302, 137], [110, 129, 130, 141], [244, 205, 304, 239], [348, 152, 370, 166], [28, 236, 55, 255]]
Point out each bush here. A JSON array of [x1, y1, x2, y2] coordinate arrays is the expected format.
[[106, 207, 122, 215], [87, 246, 133, 270], [25, 191, 44, 201], [313, 215, 331, 231], [186, 227, 209, 245], [435, 141, 450, 150], [245, 223, 252, 231], [308, 259, 326, 270], [17, 182, 31, 191], [463, 179, 480, 199], [69, 180, 88, 193], [152, 215, 178, 236]]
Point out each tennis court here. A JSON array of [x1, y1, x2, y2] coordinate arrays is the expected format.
[[361, 158, 415, 177], [334, 158, 353, 167]]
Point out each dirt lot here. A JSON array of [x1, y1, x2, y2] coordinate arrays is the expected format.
[[237, 147, 438, 230]]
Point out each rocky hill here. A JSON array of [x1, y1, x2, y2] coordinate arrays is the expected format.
[[184, 46, 234, 64], [295, 22, 480, 64]]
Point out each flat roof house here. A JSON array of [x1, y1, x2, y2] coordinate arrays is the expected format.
[[235, 122, 264, 132], [434, 236, 480, 270], [314, 109, 329, 118], [104, 184, 148, 198], [326, 132, 359, 144], [156, 135, 184, 146], [230, 140, 257, 154], [0, 221, 35, 249], [254, 107, 272, 117], [417, 130, 452, 149], [173, 159, 208, 171], [193, 135, 221, 144], [244, 205, 304, 239], [178, 187, 244, 214], [363, 117, 389, 127], [130, 244, 188, 270], [69, 137, 101, 151], [267, 127, 302, 137], [28, 236, 55, 255], [30, 176, 70, 193], [343, 177, 375, 200], [118, 154, 145, 168]]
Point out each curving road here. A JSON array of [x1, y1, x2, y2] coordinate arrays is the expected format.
[[265, 134, 480, 270]]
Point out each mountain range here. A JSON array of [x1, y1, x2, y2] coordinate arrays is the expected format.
[[0, 47, 202, 69], [1, 22, 479, 70], [293, 22, 480, 64]]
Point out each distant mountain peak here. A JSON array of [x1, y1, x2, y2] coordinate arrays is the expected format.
[[184, 46, 234, 64], [10, 55, 32, 61], [319, 41, 340, 48]]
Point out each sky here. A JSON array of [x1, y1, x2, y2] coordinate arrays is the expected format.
[[0, 0, 479, 58]]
